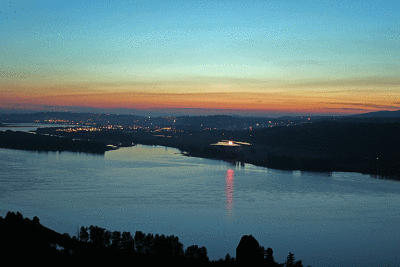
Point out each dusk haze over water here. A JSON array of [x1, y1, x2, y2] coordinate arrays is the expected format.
[[1, 0, 399, 116]]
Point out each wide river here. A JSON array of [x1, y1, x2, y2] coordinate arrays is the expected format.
[[1, 125, 400, 266]]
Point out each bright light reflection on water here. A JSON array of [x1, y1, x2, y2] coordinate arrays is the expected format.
[[225, 169, 235, 217], [1, 144, 400, 267]]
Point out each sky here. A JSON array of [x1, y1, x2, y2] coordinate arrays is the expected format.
[[0, 0, 399, 116]]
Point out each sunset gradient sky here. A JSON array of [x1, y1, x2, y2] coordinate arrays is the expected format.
[[1, 0, 399, 116]]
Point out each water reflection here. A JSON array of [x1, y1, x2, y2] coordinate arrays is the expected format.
[[370, 174, 400, 181], [300, 170, 332, 177], [2, 144, 400, 266], [225, 169, 235, 217]]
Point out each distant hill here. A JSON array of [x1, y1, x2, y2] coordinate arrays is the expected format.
[[1, 110, 399, 131], [348, 110, 400, 118]]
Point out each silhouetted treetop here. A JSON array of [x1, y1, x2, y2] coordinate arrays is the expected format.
[[0, 212, 309, 266]]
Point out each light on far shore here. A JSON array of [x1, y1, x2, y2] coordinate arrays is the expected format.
[[211, 140, 252, 147]]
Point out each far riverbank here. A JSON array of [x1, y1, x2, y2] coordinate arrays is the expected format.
[[4, 120, 400, 179]]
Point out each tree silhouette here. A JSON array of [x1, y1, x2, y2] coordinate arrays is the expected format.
[[185, 245, 209, 263], [104, 230, 112, 247], [32, 216, 40, 225], [286, 252, 295, 267], [153, 234, 168, 256], [169, 235, 184, 257], [264, 247, 280, 267], [111, 230, 122, 249], [134, 231, 146, 253], [79, 226, 89, 242], [224, 253, 235, 263], [121, 231, 135, 251], [285, 252, 303, 267], [89, 225, 107, 246], [62, 233, 72, 255], [236, 235, 264, 265], [144, 233, 155, 254], [0, 211, 311, 266]]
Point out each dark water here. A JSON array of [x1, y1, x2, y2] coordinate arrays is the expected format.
[[1, 132, 400, 266]]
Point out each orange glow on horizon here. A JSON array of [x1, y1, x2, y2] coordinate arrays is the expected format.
[[1, 89, 397, 115], [1, 77, 399, 115]]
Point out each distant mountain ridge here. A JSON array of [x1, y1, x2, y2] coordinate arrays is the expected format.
[[347, 110, 400, 118], [0, 110, 399, 129]]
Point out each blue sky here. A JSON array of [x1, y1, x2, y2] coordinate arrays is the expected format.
[[1, 0, 399, 115]]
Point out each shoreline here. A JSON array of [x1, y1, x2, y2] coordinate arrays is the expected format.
[[2, 125, 400, 180], [0, 130, 110, 154], [122, 140, 400, 180]]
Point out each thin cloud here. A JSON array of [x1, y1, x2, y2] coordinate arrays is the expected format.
[[275, 59, 325, 67], [321, 101, 400, 109]]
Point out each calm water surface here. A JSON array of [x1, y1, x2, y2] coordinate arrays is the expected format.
[[1, 141, 400, 266]]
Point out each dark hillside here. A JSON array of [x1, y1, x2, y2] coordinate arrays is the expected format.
[[0, 212, 306, 266], [251, 121, 400, 158], [0, 130, 109, 154]]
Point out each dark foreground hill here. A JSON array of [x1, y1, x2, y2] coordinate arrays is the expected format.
[[0, 211, 306, 266]]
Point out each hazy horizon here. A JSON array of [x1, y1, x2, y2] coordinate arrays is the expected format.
[[2, 106, 396, 118]]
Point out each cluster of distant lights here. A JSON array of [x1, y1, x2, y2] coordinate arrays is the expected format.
[[49, 122, 306, 134], [43, 119, 88, 125], [57, 127, 101, 133], [57, 125, 128, 132], [55, 125, 178, 133], [39, 116, 314, 133], [154, 127, 173, 132]]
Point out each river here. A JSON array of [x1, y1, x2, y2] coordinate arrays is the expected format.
[[0, 125, 399, 266]]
